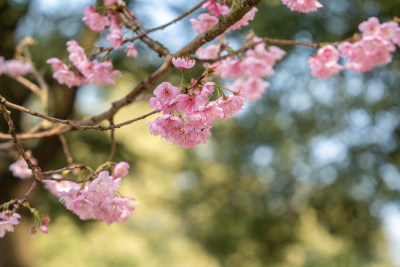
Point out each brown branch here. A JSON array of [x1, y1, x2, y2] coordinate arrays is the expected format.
[[117, 8, 170, 57], [91, 0, 207, 57], [0, 98, 42, 204], [0, 0, 261, 141]]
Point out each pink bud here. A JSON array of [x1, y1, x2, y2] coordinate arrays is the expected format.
[[30, 226, 37, 235], [114, 162, 130, 178], [39, 224, 48, 234]]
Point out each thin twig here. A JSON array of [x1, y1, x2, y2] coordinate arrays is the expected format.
[[107, 118, 116, 162], [7, 75, 42, 97], [58, 134, 74, 165], [41, 164, 87, 176]]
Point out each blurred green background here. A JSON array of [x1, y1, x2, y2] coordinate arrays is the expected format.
[[1, 0, 400, 266]]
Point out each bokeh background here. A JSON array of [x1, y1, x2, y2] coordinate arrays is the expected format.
[[1, 0, 400, 266]]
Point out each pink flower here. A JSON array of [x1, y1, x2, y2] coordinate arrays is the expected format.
[[42, 175, 81, 197], [125, 43, 138, 57], [39, 214, 50, 234], [57, 171, 136, 224], [359, 17, 381, 36], [87, 60, 121, 85], [67, 40, 91, 75], [172, 57, 196, 71], [281, 0, 322, 13], [338, 36, 395, 73], [189, 13, 218, 34], [217, 94, 245, 120], [9, 157, 37, 179], [196, 44, 220, 60], [202, 0, 230, 16], [107, 27, 123, 49], [2, 59, 31, 76], [82, 7, 110, 32], [114, 162, 130, 178], [226, 8, 257, 33], [308, 45, 343, 79], [227, 77, 269, 102], [0, 211, 21, 238]]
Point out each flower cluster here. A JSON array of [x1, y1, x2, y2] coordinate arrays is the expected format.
[[148, 55, 280, 148], [47, 40, 121, 88], [42, 162, 136, 225], [339, 17, 399, 73], [308, 17, 400, 79], [308, 45, 343, 79], [0, 56, 31, 76], [0, 211, 21, 238], [215, 39, 286, 102], [281, 0, 323, 13]]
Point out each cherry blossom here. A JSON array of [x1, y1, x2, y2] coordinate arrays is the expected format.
[[49, 170, 136, 225], [114, 162, 130, 178], [0, 57, 31, 76], [202, 0, 230, 16], [196, 44, 220, 60], [0, 211, 21, 238], [308, 45, 343, 79], [190, 13, 219, 34], [9, 157, 37, 179], [82, 7, 110, 32], [281, 0, 322, 13], [172, 57, 196, 71], [125, 43, 138, 57]]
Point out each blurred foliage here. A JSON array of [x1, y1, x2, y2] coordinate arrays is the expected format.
[[1, 0, 400, 266]]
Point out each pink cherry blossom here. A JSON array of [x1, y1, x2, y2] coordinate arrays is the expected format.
[[47, 58, 85, 88], [1, 59, 31, 76], [196, 44, 220, 60], [0, 211, 21, 238], [67, 40, 92, 76], [189, 13, 218, 34], [227, 77, 269, 102], [172, 57, 196, 71], [56, 171, 136, 224], [106, 27, 123, 49], [217, 94, 245, 120], [359, 17, 381, 36], [114, 162, 130, 178], [282, 0, 322, 13], [125, 43, 138, 57], [39, 214, 50, 234], [226, 8, 257, 33], [308, 45, 343, 79], [9, 157, 37, 179], [202, 0, 230, 16], [87, 60, 121, 85], [42, 175, 81, 197], [82, 7, 110, 32]]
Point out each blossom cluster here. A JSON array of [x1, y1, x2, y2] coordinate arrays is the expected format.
[[281, 0, 322, 13], [47, 1, 142, 88], [308, 17, 400, 79], [0, 56, 31, 76], [0, 211, 21, 238], [212, 38, 286, 102], [47, 40, 121, 88], [42, 162, 135, 225]]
